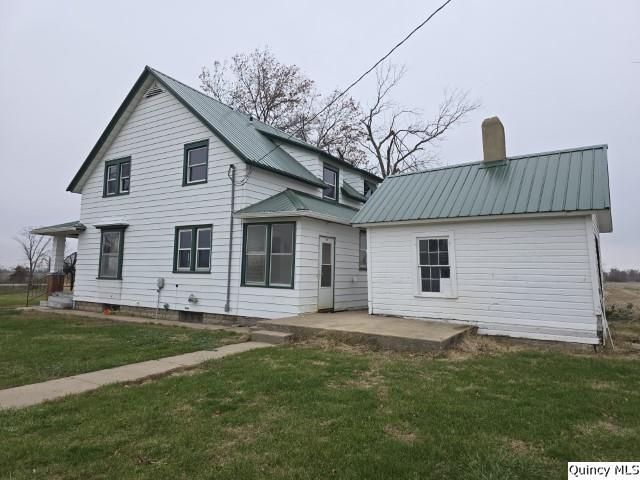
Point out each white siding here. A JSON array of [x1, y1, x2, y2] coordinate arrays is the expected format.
[[367, 216, 601, 343], [74, 88, 367, 320], [297, 218, 368, 312]]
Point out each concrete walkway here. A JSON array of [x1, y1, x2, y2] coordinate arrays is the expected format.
[[0, 342, 272, 409], [21, 306, 250, 335]]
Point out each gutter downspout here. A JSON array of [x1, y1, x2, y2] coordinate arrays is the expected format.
[[224, 164, 236, 312]]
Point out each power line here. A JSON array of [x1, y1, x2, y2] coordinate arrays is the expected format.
[[238, 0, 455, 180]]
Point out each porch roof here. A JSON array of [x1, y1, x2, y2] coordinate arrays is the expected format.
[[31, 221, 86, 237], [235, 189, 359, 225]]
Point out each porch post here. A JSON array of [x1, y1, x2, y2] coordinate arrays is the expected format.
[[50, 235, 66, 273]]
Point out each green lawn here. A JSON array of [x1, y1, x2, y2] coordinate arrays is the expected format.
[[1, 336, 639, 479], [0, 290, 29, 308], [0, 309, 242, 389]]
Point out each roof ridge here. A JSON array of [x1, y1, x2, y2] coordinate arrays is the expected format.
[[146, 66, 236, 112], [388, 144, 609, 179]]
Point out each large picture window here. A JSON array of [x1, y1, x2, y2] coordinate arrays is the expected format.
[[98, 227, 126, 279], [103, 157, 131, 196], [322, 165, 338, 201], [418, 238, 450, 293], [183, 140, 209, 185], [242, 222, 295, 288], [173, 225, 212, 272]]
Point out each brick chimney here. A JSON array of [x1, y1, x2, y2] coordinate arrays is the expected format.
[[481, 116, 506, 162]]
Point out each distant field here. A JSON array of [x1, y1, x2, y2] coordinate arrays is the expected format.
[[605, 281, 640, 321]]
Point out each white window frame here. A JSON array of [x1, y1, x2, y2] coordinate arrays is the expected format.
[[186, 146, 208, 184], [269, 224, 294, 287], [195, 227, 212, 271], [106, 164, 119, 195], [414, 232, 458, 299], [176, 228, 192, 271]]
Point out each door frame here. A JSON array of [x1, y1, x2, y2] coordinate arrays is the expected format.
[[318, 235, 336, 312]]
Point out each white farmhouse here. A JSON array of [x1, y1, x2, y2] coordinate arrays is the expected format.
[[352, 117, 612, 344], [35, 67, 380, 323]]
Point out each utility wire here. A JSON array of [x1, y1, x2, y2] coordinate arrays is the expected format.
[[242, 0, 455, 176]]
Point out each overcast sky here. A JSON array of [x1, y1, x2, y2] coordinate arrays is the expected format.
[[1, 0, 638, 270]]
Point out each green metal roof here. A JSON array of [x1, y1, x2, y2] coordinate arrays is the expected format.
[[236, 189, 359, 224], [68, 66, 325, 192], [341, 181, 367, 202], [254, 121, 382, 182], [352, 145, 612, 231]]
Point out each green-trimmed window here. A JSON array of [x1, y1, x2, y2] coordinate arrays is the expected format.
[[98, 227, 125, 279], [103, 157, 131, 196], [174, 225, 212, 272], [359, 230, 367, 271], [183, 140, 209, 185], [242, 222, 295, 288], [322, 165, 339, 201]]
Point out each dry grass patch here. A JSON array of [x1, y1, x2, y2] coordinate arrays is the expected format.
[[504, 438, 543, 456], [384, 423, 419, 444]]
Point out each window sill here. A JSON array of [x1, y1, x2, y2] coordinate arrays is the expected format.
[[413, 293, 457, 299], [241, 283, 294, 290], [182, 180, 208, 187], [96, 276, 122, 280], [172, 270, 211, 274], [102, 192, 130, 198]]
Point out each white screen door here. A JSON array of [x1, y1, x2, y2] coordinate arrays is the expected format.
[[318, 236, 335, 311]]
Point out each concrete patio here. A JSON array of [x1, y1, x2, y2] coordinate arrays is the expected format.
[[258, 310, 475, 352]]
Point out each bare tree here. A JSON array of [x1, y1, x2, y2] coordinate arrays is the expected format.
[[359, 64, 480, 177], [200, 47, 366, 166], [14, 227, 50, 295]]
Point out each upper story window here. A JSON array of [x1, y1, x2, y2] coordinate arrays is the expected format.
[[364, 181, 376, 199], [103, 157, 131, 197], [183, 140, 209, 186], [98, 227, 126, 279], [174, 225, 212, 273], [322, 165, 339, 201]]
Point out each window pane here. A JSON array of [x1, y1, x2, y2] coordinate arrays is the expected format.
[[107, 165, 118, 180], [431, 279, 440, 292], [189, 164, 207, 182], [359, 249, 367, 269], [419, 251, 429, 265], [120, 162, 130, 177], [178, 230, 192, 249], [439, 252, 449, 265], [188, 147, 207, 165], [429, 252, 438, 265], [271, 224, 293, 254], [270, 254, 292, 286], [419, 240, 428, 252], [359, 230, 367, 250], [321, 242, 331, 264], [178, 250, 191, 269], [197, 228, 211, 248], [438, 239, 448, 252], [100, 254, 118, 278], [321, 264, 332, 287], [245, 255, 266, 284], [246, 225, 267, 253], [441, 267, 450, 279], [323, 167, 337, 199], [120, 177, 130, 192], [420, 266, 430, 280], [102, 231, 120, 254], [196, 249, 210, 269], [428, 239, 438, 252], [106, 179, 117, 195]]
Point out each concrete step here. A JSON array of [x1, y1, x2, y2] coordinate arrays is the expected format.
[[250, 329, 294, 345], [44, 296, 73, 309]]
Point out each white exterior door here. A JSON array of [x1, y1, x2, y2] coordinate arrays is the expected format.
[[318, 236, 335, 311]]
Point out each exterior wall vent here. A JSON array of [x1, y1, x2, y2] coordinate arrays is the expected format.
[[144, 84, 164, 98]]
